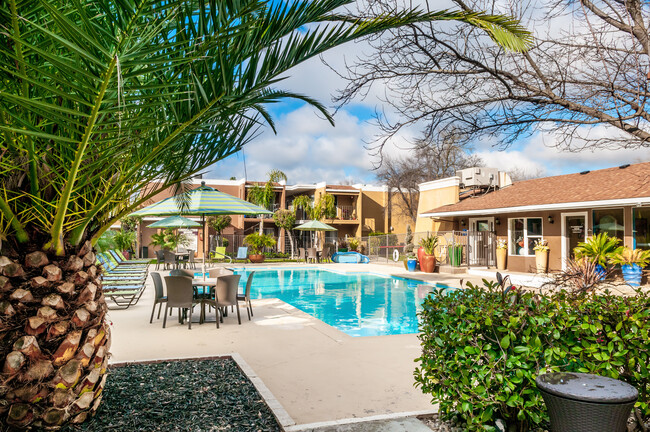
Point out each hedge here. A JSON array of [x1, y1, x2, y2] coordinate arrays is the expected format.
[[415, 281, 650, 431]]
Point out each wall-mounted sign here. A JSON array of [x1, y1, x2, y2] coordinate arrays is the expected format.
[[570, 225, 584, 234]]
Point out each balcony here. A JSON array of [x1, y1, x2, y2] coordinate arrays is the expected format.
[[337, 205, 356, 220], [244, 203, 280, 219]]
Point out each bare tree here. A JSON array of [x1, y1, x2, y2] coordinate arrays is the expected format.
[[379, 136, 482, 223], [507, 167, 545, 182], [335, 0, 650, 153]]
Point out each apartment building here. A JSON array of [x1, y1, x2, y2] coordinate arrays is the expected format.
[[138, 178, 409, 258]]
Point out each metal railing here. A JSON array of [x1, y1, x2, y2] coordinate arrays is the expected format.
[[337, 205, 356, 220], [358, 230, 496, 268]]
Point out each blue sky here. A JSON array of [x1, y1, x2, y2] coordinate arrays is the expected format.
[[206, 4, 647, 185]]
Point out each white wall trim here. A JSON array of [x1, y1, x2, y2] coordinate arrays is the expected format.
[[418, 176, 460, 192], [420, 196, 650, 218], [191, 178, 246, 186]]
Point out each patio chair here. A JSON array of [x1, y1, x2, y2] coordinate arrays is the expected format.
[[163, 250, 176, 269], [201, 274, 242, 328], [321, 245, 332, 263], [234, 247, 249, 263], [187, 250, 197, 269], [163, 276, 199, 330], [297, 248, 306, 263], [150, 272, 168, 323], [170, 269, 194, 278], [208, 268, 233, 278], [155, 250, 164, 270], [237, 271, 255, 320], [306, 248, 318, 264]]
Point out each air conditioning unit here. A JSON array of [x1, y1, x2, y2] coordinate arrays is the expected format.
[[456, 167, 500, 188]]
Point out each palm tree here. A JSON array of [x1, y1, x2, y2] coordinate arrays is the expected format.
[[247, 169, 288, 234], [0, 0, 530, 427]]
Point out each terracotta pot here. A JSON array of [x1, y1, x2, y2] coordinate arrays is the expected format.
[[496, 248, 507, 270], [122, 250, 130, 260], [248, 254, 265, 263], [420, 254, 436, 273], [417, 246, 425, 266], [535, 250, 548, 273]]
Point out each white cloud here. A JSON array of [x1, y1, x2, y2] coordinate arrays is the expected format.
[[207, 105, 382, 183]]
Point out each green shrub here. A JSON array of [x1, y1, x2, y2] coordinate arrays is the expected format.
[[415, 281, 650, 431]]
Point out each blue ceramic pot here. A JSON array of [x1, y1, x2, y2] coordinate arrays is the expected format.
[[407, 258, 417, 272], [594, 264, 606, 281], [621, 264, 642, 287]]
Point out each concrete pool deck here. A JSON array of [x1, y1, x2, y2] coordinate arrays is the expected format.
[[106, 263, 486, 428]]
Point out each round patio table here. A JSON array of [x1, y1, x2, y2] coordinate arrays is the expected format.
[[536, 372, 638, 432]]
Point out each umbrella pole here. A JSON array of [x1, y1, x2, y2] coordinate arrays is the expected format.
[[203, 214, 206, 280]]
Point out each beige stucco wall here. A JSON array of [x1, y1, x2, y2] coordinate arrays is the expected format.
[[414, 178, 460, 233]]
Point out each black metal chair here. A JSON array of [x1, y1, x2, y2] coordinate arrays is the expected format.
[[237, 271, 255, 320], [162, 276, 198, 329]]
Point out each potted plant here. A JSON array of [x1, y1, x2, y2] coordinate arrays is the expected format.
[[338, 238, 348, 252], [112, 229, 136, 259], [496, 239, 507, 270], [348, 237, 360, 252], [573, 233, 622, 280], [419, 236, 439, 273], [244, 232, 277, 263], [533, 239, 550, 273], [609, 247, 650, 287], [406, 253, 417, 272]]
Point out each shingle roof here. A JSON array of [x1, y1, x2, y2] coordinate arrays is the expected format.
[[422, 162, 650, 215], [326, 185, 359, 191]]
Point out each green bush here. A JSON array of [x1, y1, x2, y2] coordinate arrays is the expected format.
[[415, 281, 650, 431]]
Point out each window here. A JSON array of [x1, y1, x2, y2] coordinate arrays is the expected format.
[[633, 208, 650, 250], [593, 208, 624, 242], [509, 217, 543, 256]]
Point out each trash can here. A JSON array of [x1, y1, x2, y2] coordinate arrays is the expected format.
[[536, 372, 638, 432], [449, 245, 463, 267]]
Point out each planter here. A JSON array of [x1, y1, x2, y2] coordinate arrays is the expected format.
[[535, 250, 549, 274], [338, 248, 348, 253], [420, 254, 436, 273], [417, 246, 425, 266], [407, 258, 417, 272], [496, 248, 507, 270], [449, 245, 463, 267], [122, 250, 130, 260], [621, 263, 643, 286], [595, 264, 607, 281], [248, 254, 265, 264]]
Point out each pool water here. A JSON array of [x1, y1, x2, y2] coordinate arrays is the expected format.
[[231, 268, 448, 337]]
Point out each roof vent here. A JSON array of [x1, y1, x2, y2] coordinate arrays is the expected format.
[[619, 164, 630, 169], [579, 170, 590, 175]]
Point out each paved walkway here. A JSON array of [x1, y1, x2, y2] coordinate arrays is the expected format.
[[106, 263, 480, 427]]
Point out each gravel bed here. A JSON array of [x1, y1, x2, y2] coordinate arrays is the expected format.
[[63, 358, 281, 432]]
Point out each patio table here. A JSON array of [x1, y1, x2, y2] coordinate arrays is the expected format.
[[173, 252, 190, 269]]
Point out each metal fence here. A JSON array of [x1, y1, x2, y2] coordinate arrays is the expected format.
[[359, 230, 496, 268]]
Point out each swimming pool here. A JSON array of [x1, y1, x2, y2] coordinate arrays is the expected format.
[[231, 268, 449, 337]]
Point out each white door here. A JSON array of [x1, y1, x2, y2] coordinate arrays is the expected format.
[[561, 212, 587, 270], [469, 217, 494, 265]]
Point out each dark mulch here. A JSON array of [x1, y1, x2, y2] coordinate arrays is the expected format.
[[63, 358, 281, 432]]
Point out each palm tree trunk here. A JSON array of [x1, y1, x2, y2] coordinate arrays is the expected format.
[[0, 240, 110, 428], [287, 230, 295, 258]]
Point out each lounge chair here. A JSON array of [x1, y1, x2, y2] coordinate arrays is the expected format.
[[113, 250, 150, 264], [233, 247, 249, 263], [211, 247, 232, 263]]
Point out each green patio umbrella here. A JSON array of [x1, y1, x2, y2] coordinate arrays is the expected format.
[[147, 216, 202, 229], [294, 220, 337, 249], [132, 182, 272, 276]]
